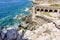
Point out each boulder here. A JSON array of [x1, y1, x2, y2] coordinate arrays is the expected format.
[[6, 29, 18, 40], [16, 34, 22, 40], [21, 39, 28, 40], [0, 37, 2, 40], [17, 31, 25, 40], [1, 31, 5, 40], [0, 26, 5, 40], [17, 34, 28, 40]]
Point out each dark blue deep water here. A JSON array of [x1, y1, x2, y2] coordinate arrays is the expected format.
[[0, 0, 32, 27]]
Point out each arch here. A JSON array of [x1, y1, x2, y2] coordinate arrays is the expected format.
[[36, 8, 40, 11], [41, 9, 43, 11], [45, 9, 48, 12], [49, 10, 53, 12], [54, 10, 57, 12]]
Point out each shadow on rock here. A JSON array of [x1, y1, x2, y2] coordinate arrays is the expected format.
[[4, 29, 28, 40]]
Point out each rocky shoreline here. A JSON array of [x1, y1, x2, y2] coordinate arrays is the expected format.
[[0, 13, 60, 40], [0, 26, 29, 40]]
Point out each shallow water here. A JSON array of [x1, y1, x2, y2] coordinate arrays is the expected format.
[[0, 0, 32, 27]]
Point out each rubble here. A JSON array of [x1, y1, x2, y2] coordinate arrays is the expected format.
[[53, 19, 60, 25]]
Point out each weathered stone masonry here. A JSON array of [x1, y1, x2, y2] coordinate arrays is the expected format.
[[35, 6, 60, 13]]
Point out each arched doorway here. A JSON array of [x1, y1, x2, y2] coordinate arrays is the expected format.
[[49, 10, 53, 12], [54, 10, 57, 12], [45, 9, 48, 12], [36, 8, 40, 11], [41, 9, 43, 12]]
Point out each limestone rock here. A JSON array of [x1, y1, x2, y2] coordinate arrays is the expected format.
[[6, 29, 18, 40], [24, 23, 60, 40], [0, 37, 2, 40], [53, 20, 60, 25], [1, 31, 5, 39]]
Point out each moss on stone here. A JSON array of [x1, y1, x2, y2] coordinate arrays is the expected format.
[[42, 12, 51, 17], [50, 4, 60, 7], [41, 12, 57, 18]]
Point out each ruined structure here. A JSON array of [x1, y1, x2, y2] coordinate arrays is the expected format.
[[32, 0, 60, 4], [31, 0, 60, 21]]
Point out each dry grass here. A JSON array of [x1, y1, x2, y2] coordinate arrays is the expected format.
[[50, 4, 60, 7], [42, 12, 51, 17]]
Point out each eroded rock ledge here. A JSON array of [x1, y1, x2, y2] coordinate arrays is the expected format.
[[24, 22, 60, 40]]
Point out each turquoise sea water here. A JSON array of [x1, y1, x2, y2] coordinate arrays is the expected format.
[[0, 0, 32, 27]]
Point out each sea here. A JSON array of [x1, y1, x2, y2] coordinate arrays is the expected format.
[[0, 0, 32, 27]]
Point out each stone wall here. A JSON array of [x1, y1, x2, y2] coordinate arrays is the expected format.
[[35, 6, 59, 13], [32, 0, 60, 4]]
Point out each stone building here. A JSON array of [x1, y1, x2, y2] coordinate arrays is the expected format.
[[32, 0, 60, 4], [31, 0, 60, 21]]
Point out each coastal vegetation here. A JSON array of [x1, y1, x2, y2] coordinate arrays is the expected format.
[[50, 4, 60, 7]]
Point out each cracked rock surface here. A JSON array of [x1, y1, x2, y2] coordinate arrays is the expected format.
[[23, 23, 60, 40]]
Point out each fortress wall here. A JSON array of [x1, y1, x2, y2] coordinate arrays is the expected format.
[[32, 0, 60, 4], [35, 6, 59, 13]]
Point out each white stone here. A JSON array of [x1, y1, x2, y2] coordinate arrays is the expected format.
[[53, 20, 60, 25], [23, 22, 60, 40], [24, 8, 29, 11]]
